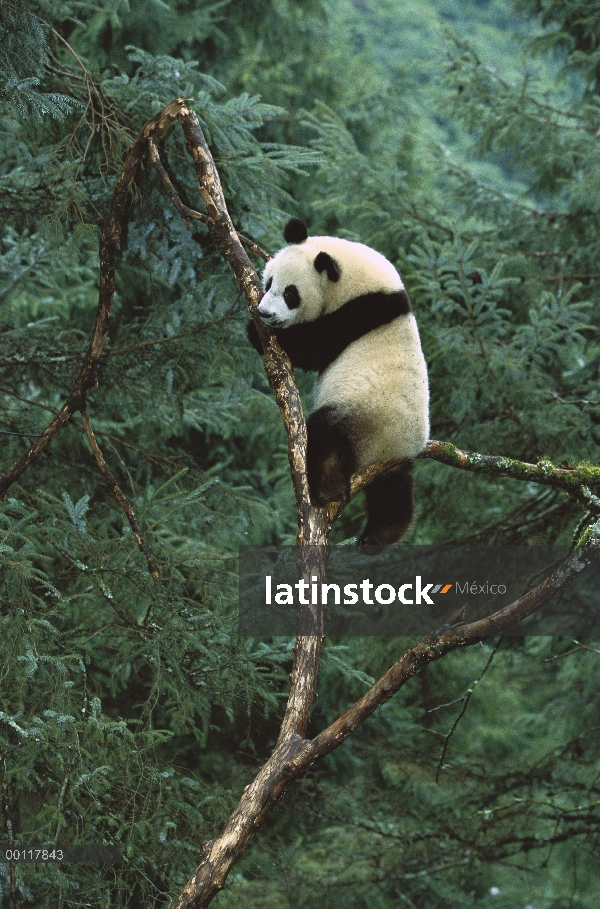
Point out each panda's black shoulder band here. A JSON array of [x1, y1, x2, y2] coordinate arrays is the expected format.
[[269, 289, 412, 373], [283, 217, 308, 244]]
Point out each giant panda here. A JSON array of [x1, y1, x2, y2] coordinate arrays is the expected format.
[[247, 217, 429, 545]]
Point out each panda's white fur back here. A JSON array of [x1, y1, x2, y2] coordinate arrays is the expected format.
[[314, 313, 429, 465]]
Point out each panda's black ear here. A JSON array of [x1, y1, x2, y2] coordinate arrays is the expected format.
[[314, 251, 340, 282], [283, 218, 308, 244]]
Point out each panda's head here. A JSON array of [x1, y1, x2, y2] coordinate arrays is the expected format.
[[257, 218, 403, 329]]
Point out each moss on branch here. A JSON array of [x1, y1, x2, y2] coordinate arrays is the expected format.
[[419, 439, 600, 494]]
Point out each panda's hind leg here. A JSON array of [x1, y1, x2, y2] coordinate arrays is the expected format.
[[306, 405, 356, 506], [359, 463, 414, 546]]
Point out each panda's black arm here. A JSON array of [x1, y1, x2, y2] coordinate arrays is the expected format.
[[246, 317, 315, 366], [246, 318, 316, 367], [276, 290, 412, 372], [246, 290, 411, 371]]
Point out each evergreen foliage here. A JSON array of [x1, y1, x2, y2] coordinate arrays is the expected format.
[[0, 0, 599, 906], [0, 1, 78, 121]]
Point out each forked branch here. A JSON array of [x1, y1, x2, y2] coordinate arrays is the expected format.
[[164, 104, 600, 909], [0, 98, 188, 502], [172, 526, 600, 908]]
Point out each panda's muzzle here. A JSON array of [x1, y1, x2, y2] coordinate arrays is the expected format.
[[256, 290, 297, 326], [256, 309, 278, 325]]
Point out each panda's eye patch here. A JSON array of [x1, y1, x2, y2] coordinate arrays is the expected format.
[[265, 276, 273, 291], [283, 285, 301, 309]]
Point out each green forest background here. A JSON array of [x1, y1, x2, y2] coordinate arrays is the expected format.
[[1, 0, 600, 906]]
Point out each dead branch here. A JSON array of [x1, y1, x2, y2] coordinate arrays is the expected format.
[[305, 530, 599, 765], [0, 98, 187, 501], [148, 136, 207, 229], [177, 105, 321, 543], [148, 136, 270, 260], [172, 524, 600, 907], [80, 410, 158, 578], [164, 104, 327, 907]]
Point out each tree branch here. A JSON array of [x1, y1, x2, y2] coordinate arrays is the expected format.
[[172, 525, 600, 908], [433, 637, 500, 782], [80, 410, 158, 578], [0, 98, 187, 500], [148, 136, 270, 260], [303, 528, 600, 765], [165, 105, 328, 907], [341, 439, 600, 512]]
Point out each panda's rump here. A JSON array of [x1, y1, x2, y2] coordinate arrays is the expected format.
[[312, 315, 429, 467]]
